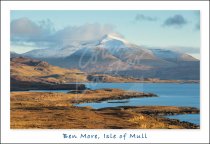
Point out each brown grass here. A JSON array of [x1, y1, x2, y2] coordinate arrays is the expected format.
[[10, 90, 199, 129]]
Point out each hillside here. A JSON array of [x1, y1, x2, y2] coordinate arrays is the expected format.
[[10, 57, 148, 85], [11, 57, 89, 84]]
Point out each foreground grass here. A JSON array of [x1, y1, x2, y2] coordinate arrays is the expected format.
[[10, 90, 199, 129]]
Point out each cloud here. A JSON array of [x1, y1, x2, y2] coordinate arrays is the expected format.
[[163, 15, 188, 28], [11, 17, 54, 42], [52, 23, 115, 46], [10, 17, 116, 50], [135, 14, 157, 22]]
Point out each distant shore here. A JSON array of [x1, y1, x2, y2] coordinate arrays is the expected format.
[[10, 80, 86, 91], [86, 74, 199, 83]]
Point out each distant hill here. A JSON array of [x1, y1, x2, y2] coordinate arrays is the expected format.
[[150, 49, 198, 62], [11, 57, 88, 84], [11, 51, 22, 58]]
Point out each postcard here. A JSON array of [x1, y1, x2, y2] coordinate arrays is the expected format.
[[1, 1, 209, 143]]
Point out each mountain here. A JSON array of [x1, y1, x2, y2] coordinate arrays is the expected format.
[[39, 34, 174, 72], [23, 39, 102, 58], [11, 51, 22, 58], [23, 45, 80, 58], [150, 49, 198, 63], [58, 46, 152, 73], [22, 33, 199, 80], [98, 34, 176, 67]]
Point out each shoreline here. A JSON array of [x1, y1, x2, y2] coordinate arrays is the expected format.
[[10, 88, 199, 129], [11, 80, 199, 92], [67, 80, 200, 84]]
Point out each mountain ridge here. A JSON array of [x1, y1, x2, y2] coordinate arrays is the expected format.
[[17, 34, 199, 80]]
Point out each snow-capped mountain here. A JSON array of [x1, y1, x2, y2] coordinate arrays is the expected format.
[[21, 33, 199, 80], [23, 33, 198, 63], [61, 46, 151, 73], [23, 44, 81, 58], [94, 34, 179, 67]]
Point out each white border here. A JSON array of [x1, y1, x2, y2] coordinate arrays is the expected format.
[[1, 1, 209, 143]]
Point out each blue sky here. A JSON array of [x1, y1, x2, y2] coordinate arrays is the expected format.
[[10, 10, 200, 58]]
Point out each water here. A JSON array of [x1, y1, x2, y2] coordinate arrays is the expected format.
[[25, 83, 200, 125], [165, 114, 200, 125], [75, 83, 200, 125]]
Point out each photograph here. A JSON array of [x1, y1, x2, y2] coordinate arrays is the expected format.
[[10, 10, 200, 129]]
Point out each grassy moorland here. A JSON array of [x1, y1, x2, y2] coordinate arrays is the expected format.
[[11, 89, 199, 129]]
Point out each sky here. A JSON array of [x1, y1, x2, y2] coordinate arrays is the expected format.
[[10, 10, 200, 59]]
